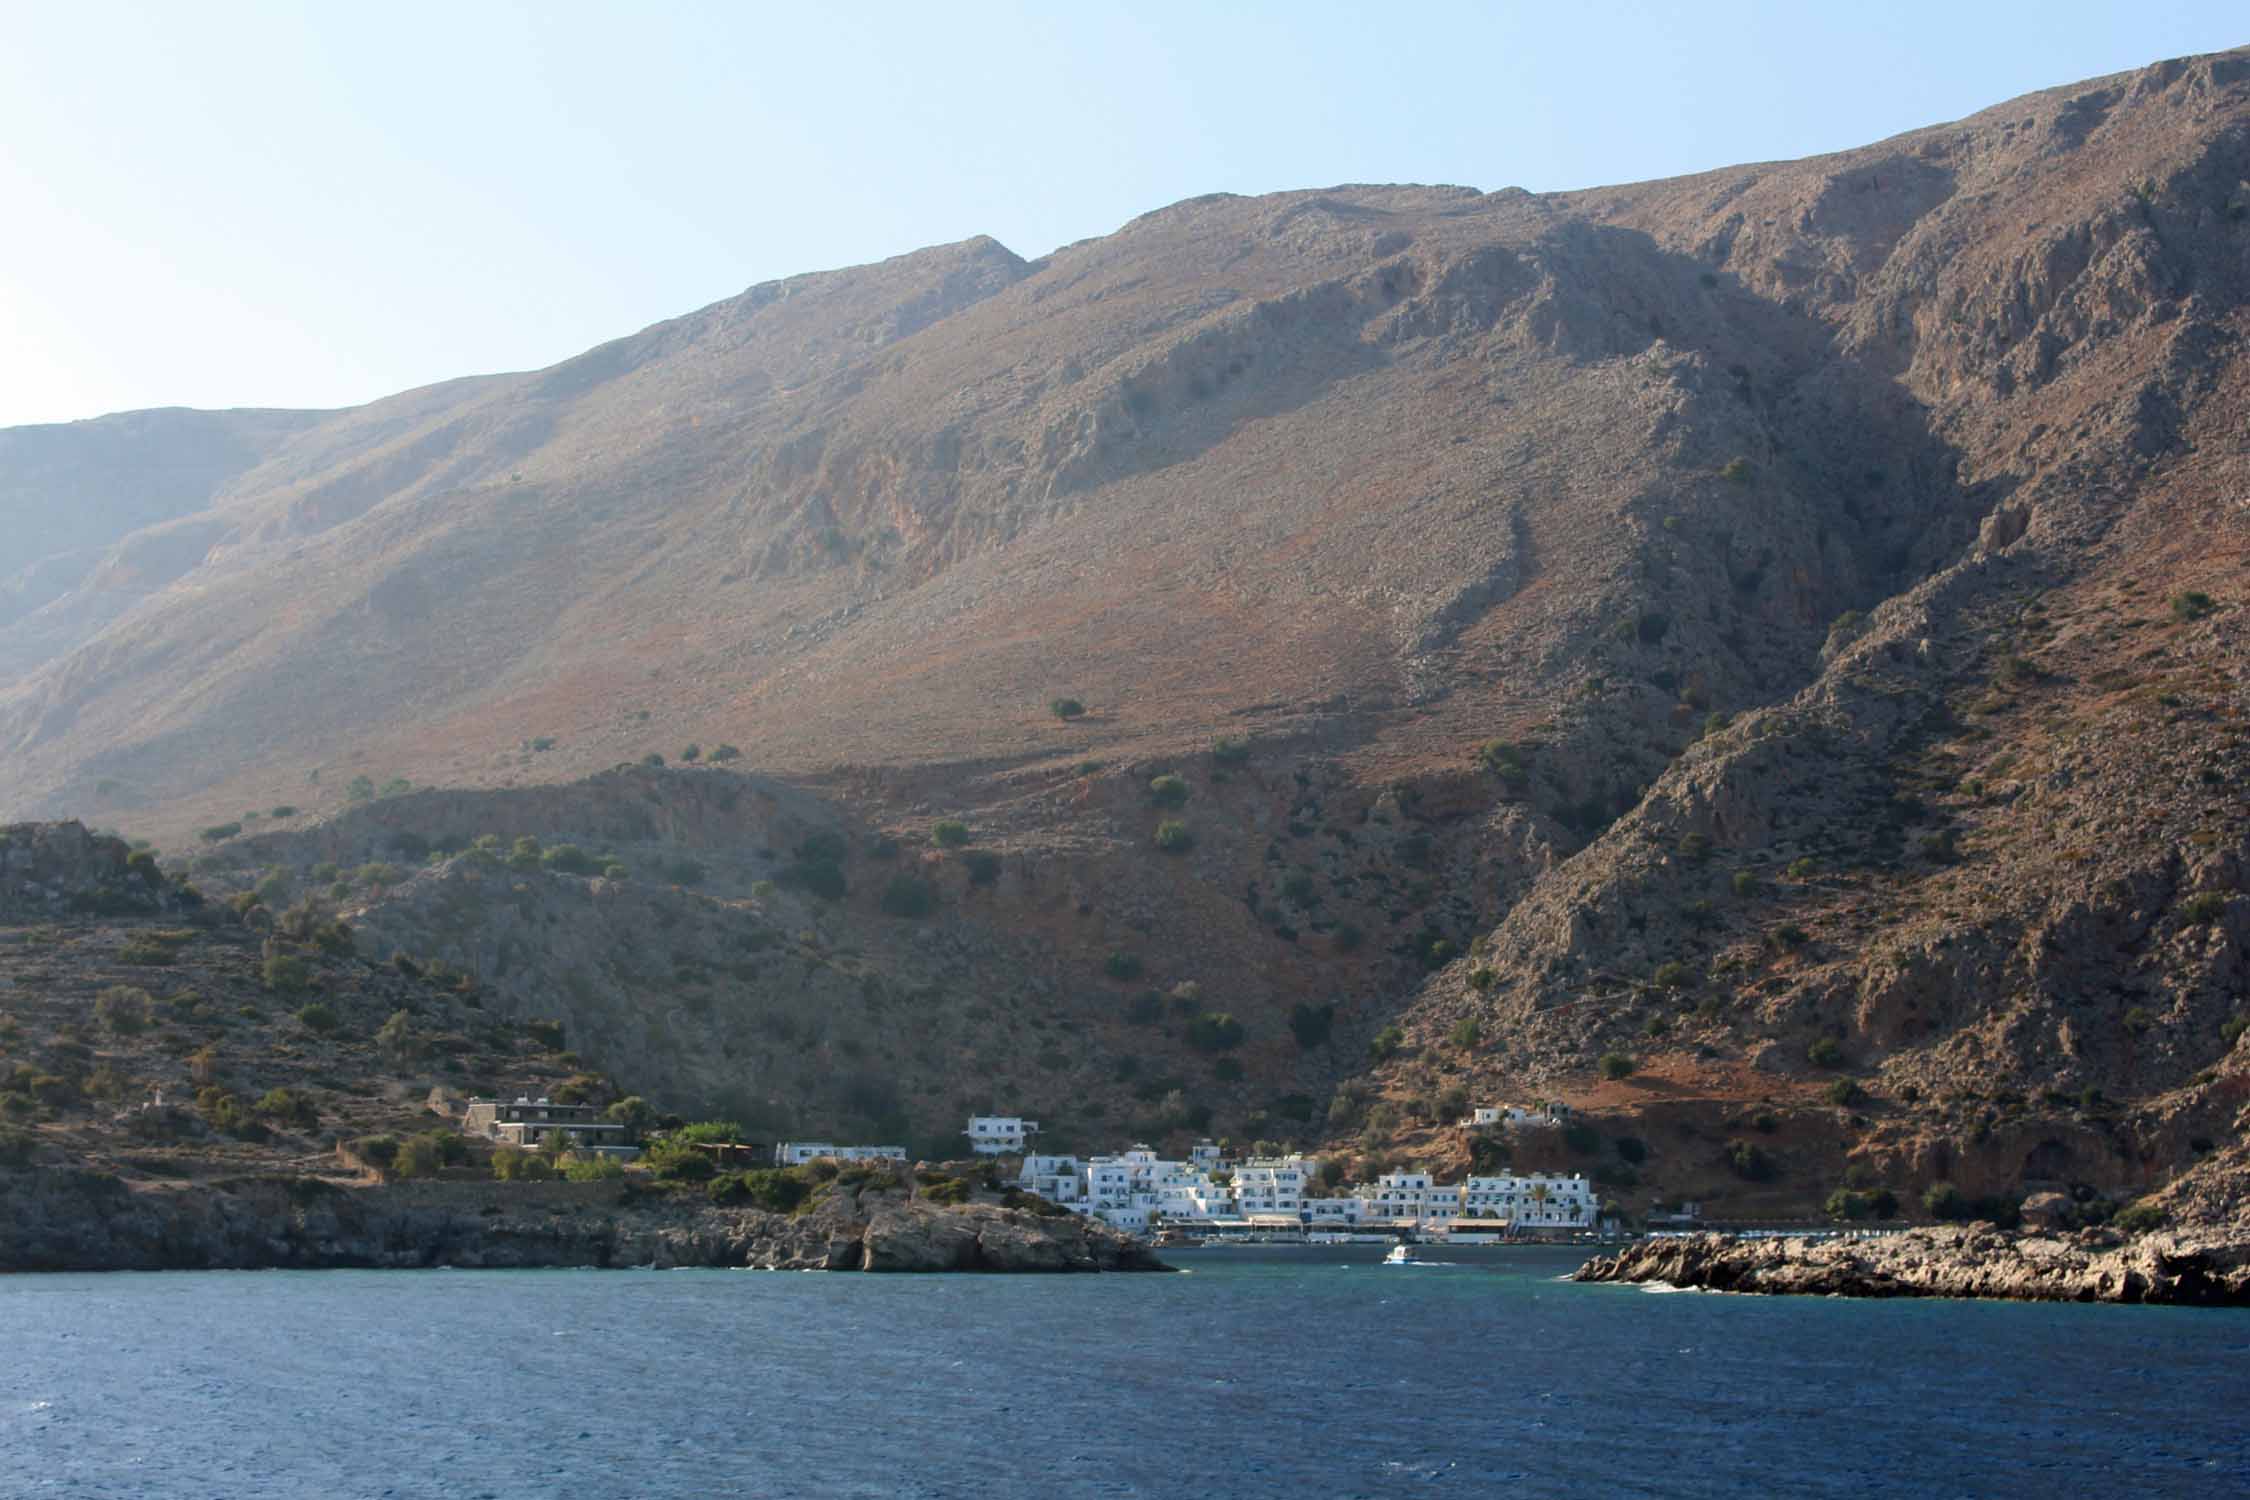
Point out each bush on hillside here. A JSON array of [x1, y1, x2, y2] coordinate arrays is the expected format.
[[880, 874, 936, 918], [1153, 820, 1193, 854]]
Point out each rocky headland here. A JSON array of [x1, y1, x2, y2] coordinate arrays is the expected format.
[[0, 1168, 1168, 1274], [1573, 1225, 2250, 1307]]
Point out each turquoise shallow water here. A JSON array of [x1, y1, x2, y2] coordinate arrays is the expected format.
[[3, 1244, 2247, 1498]]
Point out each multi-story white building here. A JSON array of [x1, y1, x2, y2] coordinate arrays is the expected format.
[[1301, 1195, 1372, 1226], [966, 1116, 1039, 1155], [1371, 1170, 1434, 1222], [1460, 1172, 1598, 1228], [774, 1142, 908, 1167], [1231, 1155, 1315, 1217]]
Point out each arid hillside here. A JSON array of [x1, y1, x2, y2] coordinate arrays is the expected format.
[[3, 48, 2248, 1229]]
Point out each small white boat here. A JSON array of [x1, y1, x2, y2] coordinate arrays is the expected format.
[[1382, 1244, 1423, 1265]]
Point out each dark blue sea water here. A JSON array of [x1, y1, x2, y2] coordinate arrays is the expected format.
[[5, 1244, 2248, 1498]]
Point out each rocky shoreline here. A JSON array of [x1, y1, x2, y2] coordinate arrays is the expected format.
[[0, 1169, 1170, 1274], [1572, 1225, 2250, 1307]]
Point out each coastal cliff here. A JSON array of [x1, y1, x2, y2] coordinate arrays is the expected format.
[[0, 1169, 1168, 1274], [1572, 1227, 2250, 1307]]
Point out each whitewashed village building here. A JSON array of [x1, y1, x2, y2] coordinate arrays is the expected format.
[[966, 1116, 1039, 1154], [1002, 1139, 1600, 1238]]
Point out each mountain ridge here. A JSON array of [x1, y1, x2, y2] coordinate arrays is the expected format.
[[1, 46, 2246, 1230]]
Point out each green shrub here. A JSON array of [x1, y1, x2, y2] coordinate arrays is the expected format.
[[1149, 773, 1190, 808], [562, 1152, 625, 1182], [1474, 740, 1529, 786], [603, 862, 629, 879], [2170, 591, 2216, 622], [392, 1133, 447, 1179], [1103, 952, 1144, 981], [492, 1146, 553, 1181], [94, 985, 152, 1035], [1719, 457, 1752, 484], [643, 1138, 717, 1181], [1186, 1012, 1245, 1051], [709, 744, 742, 763], [2182, 891, 2228, 925], [266, 955, 315, 995], [1451, 1017, 1482, 1049], [1726, 1139, 1774, 1181], [254, 1087, 319, 1129], [1824, 1188, 1873, 1220], [1677, 832, 1712, 864], [880, 874, 936, 918], [347, 1134, 400, 1172], [2220, 1014, 2249, 1048], [1923, 1182, 1966, 1220], [1332, 923, 1363, 953], [1368, 1025, 1405, 1061], [1211, 736, 1251, 765], [1652, 961, 1691, 991], [1731, 871, 1758, 899], [962, 850, 1002, 885], [294, 1000, 336, 1032], [1807, 1037, 1845, 1068], [679, 744, 701, 763], [1786, 857, 1818, 879], [541, 845, 602, 876], [0, 1125, 35, 1167], [1614, 1136, 1647, 1164], [1289, 1002, 1334, 1050], [198, 822, 242, 843], [1823, 1077, 1863, 1106], [1153, 820, 1193, 854], [2112, 1201, 2166, 1235], [1049, 698, 1086, 720], [1213, 1057, 1245, 1082], [1597, 1052, 1636, 1081], [930, 819, 971, 848], [665, 859, 707, 887], [1562, 1123, 1602, 1155], [917, 1173, 973, 1206], [2124, 1006, 2154, 1035]]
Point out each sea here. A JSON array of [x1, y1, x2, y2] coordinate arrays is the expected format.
[[4, 1244, 2247, 1499]]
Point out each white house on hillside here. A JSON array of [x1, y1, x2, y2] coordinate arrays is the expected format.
[[966, 1116, 1039, 1154]]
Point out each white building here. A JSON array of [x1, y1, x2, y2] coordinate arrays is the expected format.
[[1232, 1155, 1316, 1217], [1018, 1154, 1084, 1203], [774, 1142, 908, 1167], [1459, 1172, 1598, 1228], [1301, 1195, 1371, 1226], [1461, 1102, 1571, 1130], [1371, 1170, 1434, 1222], [966, 1115, 1039, 1155]]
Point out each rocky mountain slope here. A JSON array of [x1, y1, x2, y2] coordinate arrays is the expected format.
[[4, 48, 2249, 1232]]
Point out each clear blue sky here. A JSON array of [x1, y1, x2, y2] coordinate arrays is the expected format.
[[0, 1, 2239, 427]]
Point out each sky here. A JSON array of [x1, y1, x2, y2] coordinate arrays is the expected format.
[[0, 1, 2241, 428]]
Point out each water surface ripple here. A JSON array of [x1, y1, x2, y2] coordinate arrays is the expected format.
[[4, 1245, 2247, 1498]]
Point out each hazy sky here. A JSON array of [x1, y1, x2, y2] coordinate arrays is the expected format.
[[1, 2, 2240, 427]]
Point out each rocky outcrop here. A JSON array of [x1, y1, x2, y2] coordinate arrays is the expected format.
[[0, 1168, 1168, 1274], [1572, 1226, 2250, 1306], [0, 820, 188, 919]]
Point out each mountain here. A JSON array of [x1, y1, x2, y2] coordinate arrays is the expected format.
[[2, 47, 2247, 1227]]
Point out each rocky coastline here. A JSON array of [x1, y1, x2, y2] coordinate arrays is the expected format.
[[0, 1169, 1170, 1274], [1572, 1225, 2250, 1307]]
